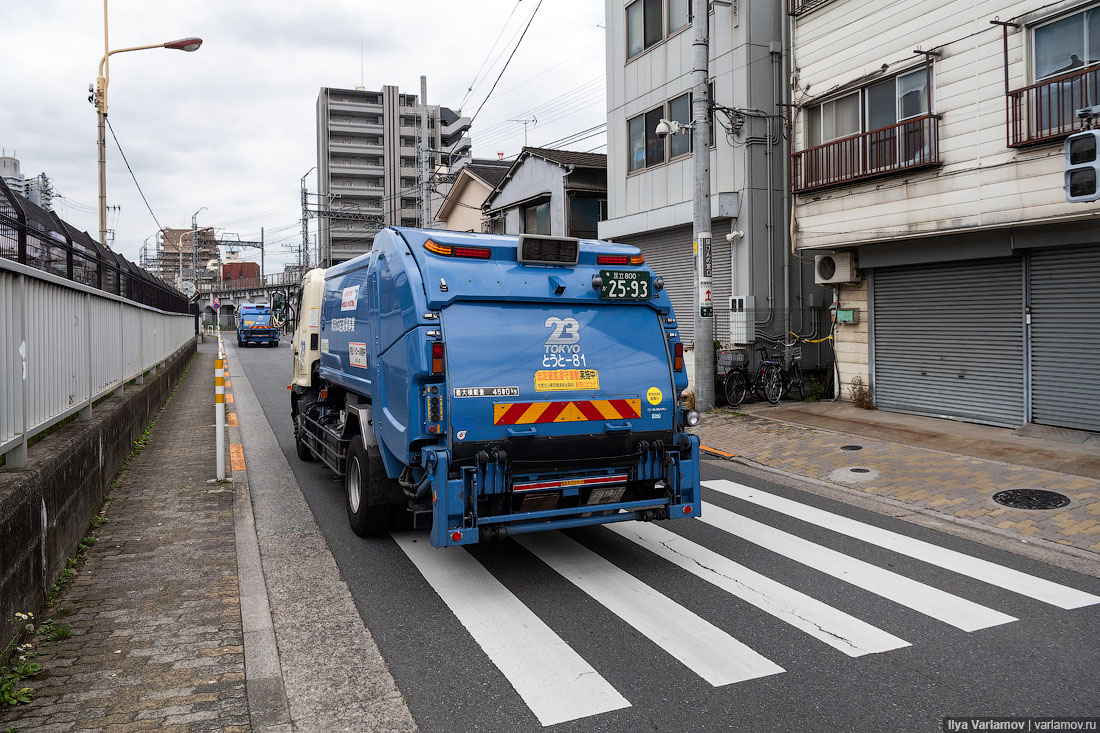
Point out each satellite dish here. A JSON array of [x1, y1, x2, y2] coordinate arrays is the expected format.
[[180, 280, 196, 297]]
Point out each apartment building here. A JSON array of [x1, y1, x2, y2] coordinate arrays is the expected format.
[[600, 0, 825, 383], [789, 0, 1100, 432], [316, 85, 471, 264], [157, 227, 217, 285]]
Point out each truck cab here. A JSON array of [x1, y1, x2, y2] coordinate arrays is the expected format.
[[237, 302, 279, 347], [292, 227, 701, 547]]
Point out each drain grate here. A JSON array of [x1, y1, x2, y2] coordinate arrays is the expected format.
[[992, 489, 1071, 510], [841, 445, 863, 451], [850, 468, 871, 474]]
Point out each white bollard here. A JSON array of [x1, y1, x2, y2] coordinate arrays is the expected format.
[[216, 355, 226, 480]]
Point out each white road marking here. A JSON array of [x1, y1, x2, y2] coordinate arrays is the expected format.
[[697, 502, 1018, 632], [704, 480, 1100, 610], [607, 521, 911, 657], [393, 534, 630, 727], [516, 531, 785, 687]]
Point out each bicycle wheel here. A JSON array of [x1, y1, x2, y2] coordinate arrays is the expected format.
[[788, 363, 805, 401], [762, 364, 784, 405], [724, 368, 748, 407]]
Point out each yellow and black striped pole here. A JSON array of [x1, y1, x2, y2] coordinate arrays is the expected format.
[[215, 352, 226, 480]]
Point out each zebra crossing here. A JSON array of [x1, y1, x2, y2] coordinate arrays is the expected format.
[[393, 479, 1100, 728]]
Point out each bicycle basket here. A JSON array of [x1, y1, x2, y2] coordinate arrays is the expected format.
[[717, 349, 747, 369], [783, 345, 803, 368]]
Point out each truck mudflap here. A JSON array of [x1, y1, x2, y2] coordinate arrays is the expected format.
[[422, 434, 701, 548]]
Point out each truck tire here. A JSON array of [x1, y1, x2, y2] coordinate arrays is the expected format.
[[346, 436, 389, 536], [293, 412, 314, 461]]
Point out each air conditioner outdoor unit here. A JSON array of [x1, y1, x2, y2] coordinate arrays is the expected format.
[[814, 252, 860, 285], [728, 295, 756, 345]]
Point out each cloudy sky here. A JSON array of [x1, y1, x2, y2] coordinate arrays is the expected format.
[[1, 0, 606, 274]]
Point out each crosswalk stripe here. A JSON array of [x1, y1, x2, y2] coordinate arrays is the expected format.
[[516, 532, 785, 687], [607, 521, 911, 657], [698, 502, 1018, 632], [703, 480, 1100, 610], [393, 534, 630, 727]]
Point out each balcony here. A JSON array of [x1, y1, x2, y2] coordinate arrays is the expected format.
[[787, 0, 833, 16], [1007, 65, 1100, 147], [790, 114, 940, 194]]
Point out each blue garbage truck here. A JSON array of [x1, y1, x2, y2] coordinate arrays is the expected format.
[[289, 227, 701, 548], [237, 302, 280, 347]]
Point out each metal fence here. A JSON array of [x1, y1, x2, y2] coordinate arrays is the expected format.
[[0, 255, 194, 468], [0, 178, 189, 314], [1007, 65, 1100, 147], [715, 307, 835, 374]]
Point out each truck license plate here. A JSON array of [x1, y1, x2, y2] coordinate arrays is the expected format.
[[599, 270, 650, 300]]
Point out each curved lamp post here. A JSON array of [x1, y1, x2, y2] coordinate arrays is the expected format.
[[92, 1, 201, 247]]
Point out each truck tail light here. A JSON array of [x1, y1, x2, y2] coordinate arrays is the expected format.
[[673, 342, 684, 371], [431, 342, 445, 375], [630, 254, 645, 265], [425, 239, 492, 260], [596, 254, 645, 266]]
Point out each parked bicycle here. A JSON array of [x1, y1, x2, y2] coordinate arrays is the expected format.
[[720, 347, 783, 407], [773, 341, 805, 401]]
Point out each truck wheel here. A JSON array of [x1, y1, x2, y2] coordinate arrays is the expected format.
[[293, 412, 314, 461], [346, 437, 389, 536]]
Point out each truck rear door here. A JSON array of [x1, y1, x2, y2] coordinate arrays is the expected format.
[[442, 301, 676, 445]]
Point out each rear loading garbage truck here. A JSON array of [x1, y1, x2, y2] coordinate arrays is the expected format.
[[289, 227, 701, 548], [237, 303, 280, 347]]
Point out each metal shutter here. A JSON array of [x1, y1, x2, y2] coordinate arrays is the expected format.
[[616, 224, 732, 348], [1029, 246, 1100, 432], [873, 258, 1024, 427]]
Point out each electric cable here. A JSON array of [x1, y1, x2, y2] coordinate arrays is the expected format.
[[105, 118, 164, 234]]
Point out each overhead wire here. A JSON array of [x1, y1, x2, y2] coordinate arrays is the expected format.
[[459, 0, 525, 110], [105, 118, 164, 234]]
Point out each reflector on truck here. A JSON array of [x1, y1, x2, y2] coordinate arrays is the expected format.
[[494, 399, 641, 425]]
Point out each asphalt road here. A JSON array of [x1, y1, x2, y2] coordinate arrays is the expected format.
[[232, 342, 1100, 733]]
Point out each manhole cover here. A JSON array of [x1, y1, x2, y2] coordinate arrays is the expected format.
[[992, 489, 1071, 510], [841, 445, 863, 451], [850, 468, 871, 473]]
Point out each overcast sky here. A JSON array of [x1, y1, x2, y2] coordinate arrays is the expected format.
[[0, 0, 606, 275]]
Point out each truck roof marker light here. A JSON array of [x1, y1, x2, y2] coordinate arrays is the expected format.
[[424, 239, 452, 256], [673, 342, 684, 372], [431, 342, 445, 375], [450, 530, 463, 542]]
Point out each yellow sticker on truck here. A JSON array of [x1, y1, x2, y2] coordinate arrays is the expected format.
[[534, 369, 599, 391]]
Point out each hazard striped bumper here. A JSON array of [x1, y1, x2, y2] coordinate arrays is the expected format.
[[493, 399, 641, 426]]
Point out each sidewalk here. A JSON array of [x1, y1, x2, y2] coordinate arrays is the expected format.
[[1, 343, 249, 732], [693, 402, 1100, 561]]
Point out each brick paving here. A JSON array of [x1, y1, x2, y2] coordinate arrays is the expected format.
[[694, 411, 1100, 555], [1, 346, 249, 732]]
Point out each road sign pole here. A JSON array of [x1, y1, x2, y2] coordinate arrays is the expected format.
[[215, 342, 225, 480]]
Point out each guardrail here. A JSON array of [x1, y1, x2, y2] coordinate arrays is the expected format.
[[1, 257, 194, 468]]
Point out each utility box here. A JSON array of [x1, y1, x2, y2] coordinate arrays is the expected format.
[[834, 307, 860, 324], [729, 295, 756, 344]]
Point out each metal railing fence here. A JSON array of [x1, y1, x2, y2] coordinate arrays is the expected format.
[[196, 269, 305, 294], [1007, 65, 1100, 147], [0, 256, 194, 468], [0, 178, 189, 314]]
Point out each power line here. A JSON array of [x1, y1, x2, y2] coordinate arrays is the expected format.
[[468, 0, 545, 126], [459, 0, 524, 110], [105, 117, 164, 234]]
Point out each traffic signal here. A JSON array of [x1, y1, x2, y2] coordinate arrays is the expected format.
[[1064, 130, 1100, 203]]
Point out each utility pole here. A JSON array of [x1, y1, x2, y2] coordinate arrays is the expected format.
[[260, 227, 265, 282], [691, 0, 714, 412], [300, 168, 313, 269], [418, 75, 431, 229]]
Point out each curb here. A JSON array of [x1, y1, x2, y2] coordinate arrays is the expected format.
[[223, 353, 294, 730]]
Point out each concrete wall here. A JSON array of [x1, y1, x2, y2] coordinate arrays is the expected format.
[[0, 339, 196, 649]]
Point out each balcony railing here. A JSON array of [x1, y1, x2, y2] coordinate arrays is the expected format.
[[790, 114, 940, 194], [787, 0, 833, 16], [1007, 65, 1100, 147]]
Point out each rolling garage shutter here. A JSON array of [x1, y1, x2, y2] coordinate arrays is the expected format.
[[616, 224, 731, 347], [873, 258, 1024, 427], [1029, 246, 1100, 432]]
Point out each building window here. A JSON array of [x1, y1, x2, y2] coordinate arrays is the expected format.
[[792, 66, 938, 192], [569, 197, 606, 239], [669, 92, 692, 158], [524, 201, 550, 235], [627, 0, 695, 59], [1034, 7, 1100, 81], [628, 90, 701, 172]]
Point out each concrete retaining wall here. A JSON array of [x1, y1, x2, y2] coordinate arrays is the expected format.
[[0, 339, 197, 648]]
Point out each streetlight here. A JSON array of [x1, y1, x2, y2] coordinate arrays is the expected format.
[[166, 227, 206, 289], [191, 206, 207, 278], [92, 0, 202, 247]]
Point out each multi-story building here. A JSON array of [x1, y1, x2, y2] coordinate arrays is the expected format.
[[157, 227, 217, 285], [600, 0, 826, 386], [788, 0, 1100, 432], [316, 84, 471, 264], [1, 154, 53, 211]]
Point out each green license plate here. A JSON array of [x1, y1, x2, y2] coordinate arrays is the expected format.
[[599, 270, 651, 300]]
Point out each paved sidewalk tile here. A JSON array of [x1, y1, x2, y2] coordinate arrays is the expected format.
[[694, 412, 1100, 555], [2, 344, 249, 732]]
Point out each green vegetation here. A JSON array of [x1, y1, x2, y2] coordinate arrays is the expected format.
[[0, 613, 41, 706]]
